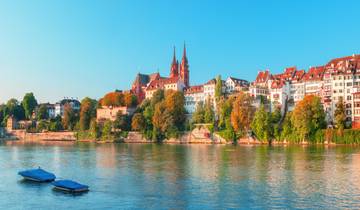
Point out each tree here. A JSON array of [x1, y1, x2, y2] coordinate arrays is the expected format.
[[251, 104, 271, 142], [192, 102, 205, 124], [6, 99, 25, 120], [218, 97, 234, 130], [0, 104, 6, 126], [215, 75, 223, 101], [334, 97, 346, 130], [281, 112, 293, 141], [131, 113, 146, 131], [89, 118, 100, 139], [79, 97, 97, 131], [230, 92, 255, 134], [151, 89, 165, 106], [114, 113, 131, 131], [164, 90, 186, 129], [101, 92, 125, 107], [124, 92, 138, 107], [49, 116, 63, 131], [204, 98, 215, 123], [291, 95, 326, 142], [101, 120, 113, 140], [37, 104, 49, 121], [62, 104, 77, 130], [152, 101, 174, 134], [21, 93, 38, 119]]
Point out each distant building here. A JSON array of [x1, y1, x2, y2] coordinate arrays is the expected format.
[[131, 45, 190, 102], [35, 103, 56, 119], [55, 98, 81, 117], [96, 106, 136, 122]]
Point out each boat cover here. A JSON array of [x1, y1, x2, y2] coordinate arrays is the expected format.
[[18, 168, 56, 182], [52, 180, 89, 191]]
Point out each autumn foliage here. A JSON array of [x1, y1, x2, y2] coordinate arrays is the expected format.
[[99, 91, 137, 107]]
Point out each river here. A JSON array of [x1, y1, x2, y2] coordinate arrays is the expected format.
[[1, 141, 360, 209]]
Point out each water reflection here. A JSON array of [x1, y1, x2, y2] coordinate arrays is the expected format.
[[1, 142, 360, 209]]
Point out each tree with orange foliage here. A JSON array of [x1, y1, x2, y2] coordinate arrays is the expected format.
[[124, 92, 138, 107], [230, 92, 255, 135], [101, 92, 124, 107]]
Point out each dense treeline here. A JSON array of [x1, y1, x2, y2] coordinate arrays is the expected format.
[[1, 86, 358, 144], [131, 89, 186, 142]]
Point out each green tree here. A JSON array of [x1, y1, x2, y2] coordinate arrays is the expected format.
[[218, 97, 234, 130], [114, 113, 131, 131], [151, 89, 165, 106], [49, 116, 63, 131], [251, 104, 271, 142], [37, 104, 49, 120], [334, 97, 346, 130], [192, 102, 205, 124], [281, 112, 293, 141], [204, 98, 215, 124], [0, 104, 6, 126], [6, 99, 25, 120], [21, 93, 38, 119], [291, 95, 325, 142], [79, 97, 97, 131], [215, 75, 223, 101], [164, 90, 186, 129], [89, 118, 100, 139], [101, 120, 113, 140]]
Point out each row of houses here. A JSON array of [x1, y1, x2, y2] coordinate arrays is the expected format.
[[250, 54, 360, 127], [129, 46, 360, 128]]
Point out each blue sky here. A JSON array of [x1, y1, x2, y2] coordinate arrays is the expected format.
[[0, 0, 359, 103]]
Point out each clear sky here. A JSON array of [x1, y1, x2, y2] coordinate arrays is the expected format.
[[0, 0, 359, 103]]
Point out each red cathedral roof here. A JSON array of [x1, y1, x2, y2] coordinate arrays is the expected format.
[[146, 77, 180, 91]]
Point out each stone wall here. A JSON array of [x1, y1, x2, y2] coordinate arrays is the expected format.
[[9, 130, 76, 141], [125, 127, 228, 144]]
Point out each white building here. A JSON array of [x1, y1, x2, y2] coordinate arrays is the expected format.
[[145, 77, 185, 99], [55, 98, 81, 117]]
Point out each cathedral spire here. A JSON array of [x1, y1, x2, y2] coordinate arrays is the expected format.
[[170, 46, 179, 78], [183, 42, 187, 58], [172, 46, 176, 63], [180, 43, 189, 87]]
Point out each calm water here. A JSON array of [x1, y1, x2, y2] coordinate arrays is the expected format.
[[1, 142, 360, 210]]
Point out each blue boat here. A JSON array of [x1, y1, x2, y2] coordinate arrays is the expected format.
[[52, 180, 89, 193], [18, 168, 56, 182]]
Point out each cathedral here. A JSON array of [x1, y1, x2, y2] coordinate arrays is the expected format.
[[131, 45, 190, 102]]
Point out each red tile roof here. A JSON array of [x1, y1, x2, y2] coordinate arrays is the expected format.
[[292, 70, 305, 82], [303, 66, 325, 81], [271, 79, 285, 89], [146, 77, 180, 91], [255, 70, 270, 83], [185, 85, 204, 94]]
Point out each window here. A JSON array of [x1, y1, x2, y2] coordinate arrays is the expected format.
[[347, 96, 352, 100], [347, 82, 353, 86]]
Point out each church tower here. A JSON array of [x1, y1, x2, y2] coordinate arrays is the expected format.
[[169, 46, 179, 78], [179, 44, 189, 87]]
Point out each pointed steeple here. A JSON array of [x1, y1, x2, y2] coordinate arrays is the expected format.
[[172, 46, 176, 63], [170, 46, 179, 78], [180, 42, 189, 87]]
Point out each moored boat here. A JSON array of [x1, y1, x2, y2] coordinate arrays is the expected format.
[[18, 168, 56, 182], [52, 180, 89, 193]]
